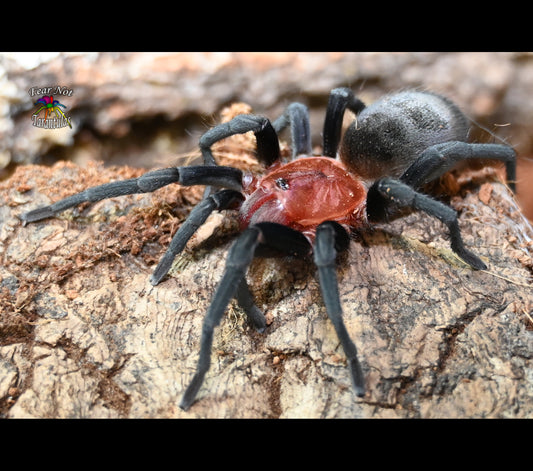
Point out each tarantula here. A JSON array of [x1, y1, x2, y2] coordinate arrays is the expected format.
[[20, 88, 516, 410]]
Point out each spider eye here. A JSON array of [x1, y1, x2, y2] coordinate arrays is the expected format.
[[276, 178, 289, 190]]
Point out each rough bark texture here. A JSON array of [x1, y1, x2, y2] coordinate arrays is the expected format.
[[1, 52, 533, 418], [1, 114, 532, 418], [1, 52, 533, 218]]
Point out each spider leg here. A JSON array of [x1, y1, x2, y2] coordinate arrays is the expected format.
[[54, 107, 72, 128], [32, 105, 45, 116], [235, 278, 266, 332], [150, 189, 244, 286], [314, 221, 365, 397], [368, 177, 487, 270], [400, 141, 517, 192], [322, 87, 366, 158], [179, 222, 311, 410], [199, 114, 280, 167], [179, 226, 261, 411], [272, 102, 312, 157], [20, 165, 243, 224]]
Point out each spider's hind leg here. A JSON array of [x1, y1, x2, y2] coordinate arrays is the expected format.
[[322, 87, 366, 158], [199, 114, 281, 167], [368, 177, 487, 270], [400, 141, 517, 192], [272, 102, 312, 158]]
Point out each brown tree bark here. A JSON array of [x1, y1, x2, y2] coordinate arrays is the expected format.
[[1, 119, 532, 418], [2, 52, 533, 220]]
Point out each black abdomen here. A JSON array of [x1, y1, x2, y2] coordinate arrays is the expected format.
[[340, 90, 469, 181]]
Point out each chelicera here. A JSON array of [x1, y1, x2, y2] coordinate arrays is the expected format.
[[20, 88, 516, 411]]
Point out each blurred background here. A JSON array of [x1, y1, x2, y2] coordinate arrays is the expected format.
[[1, 52, 532, 220]]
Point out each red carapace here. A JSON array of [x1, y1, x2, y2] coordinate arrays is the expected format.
[[239, 156, 367, 241]]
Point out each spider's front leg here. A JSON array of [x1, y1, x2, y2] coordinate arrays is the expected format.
[[314, 221, 366, 397], [179, 222, 311, 411], [19, 165, 244, 224]]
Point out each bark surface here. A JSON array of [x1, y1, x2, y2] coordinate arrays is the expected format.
[[2, 52, 533, 219], [1, 119, 532, 418]]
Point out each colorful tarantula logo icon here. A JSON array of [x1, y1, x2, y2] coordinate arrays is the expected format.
[[33, 95, 72, 128]]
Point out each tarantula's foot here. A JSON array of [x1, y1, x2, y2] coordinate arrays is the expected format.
[[19, 206, 55, 224], [455, 247, 487, 271]]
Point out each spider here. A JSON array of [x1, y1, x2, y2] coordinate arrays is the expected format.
[[33, 95, 72, 128], [20, 88, 516, 411]]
